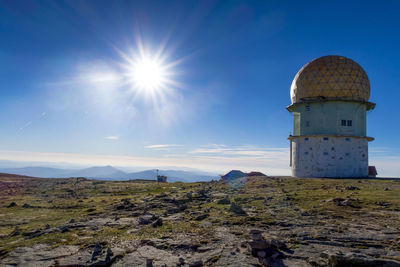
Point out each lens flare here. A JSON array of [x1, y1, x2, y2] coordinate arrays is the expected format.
[[117, 42, 182, 100], [112, 38, 186, 126], [131, 57, 166, 91]]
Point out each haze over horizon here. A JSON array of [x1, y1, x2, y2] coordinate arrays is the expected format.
[[1, 1, 400, 177]]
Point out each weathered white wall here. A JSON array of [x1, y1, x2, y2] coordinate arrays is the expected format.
[[291, 136, 368, 178], [292, 101, 367, 136]]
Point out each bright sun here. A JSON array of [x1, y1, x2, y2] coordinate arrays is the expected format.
[[116, 42, 181, 103], [109, 40, 183, 125], [131, 57, 166, 91]]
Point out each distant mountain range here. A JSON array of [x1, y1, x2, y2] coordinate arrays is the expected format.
[[0, 165, 219, 182]]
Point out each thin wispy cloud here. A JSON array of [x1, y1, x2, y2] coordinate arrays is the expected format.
[[19, 121, 32, 131], [145, 144, 183, 150], [370, 146, 400, 155], [19, 112, 47, 131], [105, 136, 119, 140], [189, 144, 288, 158]]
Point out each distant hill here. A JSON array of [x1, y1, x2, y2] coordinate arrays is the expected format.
[[0, 166, 218, 182], [68, 166, 127, 179], [126, 169, 217, 183], [0, 167, 73, 178]]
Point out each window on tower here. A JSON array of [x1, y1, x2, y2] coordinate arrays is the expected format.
[[341, 120, 353, 126], [306, 121, 310, 127], [305, 105, 310, 111]]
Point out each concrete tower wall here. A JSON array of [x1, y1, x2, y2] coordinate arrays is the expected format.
[[291, 136, 368, 178], [288, 55, 375, 178], [291, 101, 367, 136]]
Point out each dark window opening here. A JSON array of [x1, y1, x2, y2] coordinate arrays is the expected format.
[[305, 105, 310, 111], [341, 120, 353, 127], [306, 121, 310, 127], [304, 137, 309, 141], [323, 137, 329, 141], [345, 138, 351, 141]]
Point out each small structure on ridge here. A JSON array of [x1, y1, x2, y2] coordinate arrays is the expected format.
[[368, 166, 377, 178], [156, 169, 167, 183]]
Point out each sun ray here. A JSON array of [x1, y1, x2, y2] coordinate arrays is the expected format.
[[108, 36, 191, 127]]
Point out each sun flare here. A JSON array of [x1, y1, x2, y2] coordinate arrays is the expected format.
[[131, 57, 166, 91], [115, 40, 183, 121]]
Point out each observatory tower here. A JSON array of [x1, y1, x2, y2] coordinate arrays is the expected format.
[[287, 55, 375, 177]]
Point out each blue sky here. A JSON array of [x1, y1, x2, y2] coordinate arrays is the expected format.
[[0, 0, 399, 176]]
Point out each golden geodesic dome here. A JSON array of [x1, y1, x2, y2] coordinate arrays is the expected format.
[[290, 55, 370, 104]]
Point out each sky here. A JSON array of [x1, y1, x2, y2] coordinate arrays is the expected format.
[[0, 0, 399, 176]]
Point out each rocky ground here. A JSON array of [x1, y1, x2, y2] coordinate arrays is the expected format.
[[0, 173, 400, 266]]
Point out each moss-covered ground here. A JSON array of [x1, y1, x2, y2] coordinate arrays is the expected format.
[[0, 173, 399, 262]]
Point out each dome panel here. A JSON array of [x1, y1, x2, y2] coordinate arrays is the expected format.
[[290, 55, 370, 104]]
